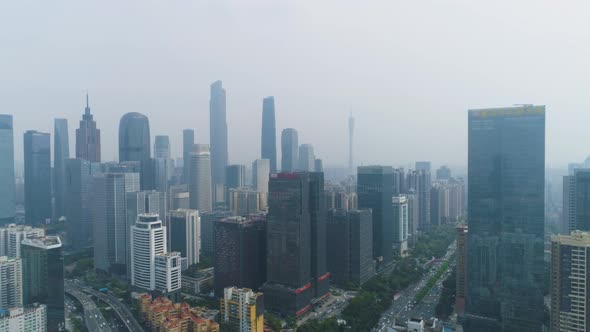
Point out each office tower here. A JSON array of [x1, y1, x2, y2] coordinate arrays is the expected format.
[[281, 128, 298, 171], [252, 159, 270, 210], [0, 115, 16, 225], [326, 209, 375, 286], [464, 106, 545, 332], [563, 175, 576, 234], [154, 252, 182, 299], [261, 96, 277, 173], [119, 112, 153, 190], [349, 113, 354, 173], [220, 287, 264, 332], [392, 196, 409, 256], [0, 304, 47, 332], [182, 129, 195, 183], [23, 131, 51, 225], [392, 168, 405, 195], [229, 189, 261, 216], [406, 169, 431, 231], [92, 172, 140, 275], [65, 159, 98, 251], [357, 166, 395, 266], [415, 161, 431, 173], [214, 216, 266, 297], [75, 94, 101, 162], [0, 225, 45, 258], [209, 80, 229, 202], [169, 209, 200, 266], [551, 231, 590, 332], [298, 144, 315, 171], [456, 224, 468, 315], [562, 169, 590, 234], [21, 236, 64, 332], [154, 135, 170, 159], [171, 192, 190, 210], [225, 164, 246, 203], [314, 159, 323, 172], [189, 144, 212, 212], [130, 214, 167, 291], [154, 135, 173, 193], [436, 165, 451, 180], [200, 210, 232, 259], [53, 119, 69, 219], [262, 172, 328, 316], [0, 256, 22, 309]]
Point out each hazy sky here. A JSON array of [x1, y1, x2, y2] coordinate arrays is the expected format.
[[2, 0, 589, 169]]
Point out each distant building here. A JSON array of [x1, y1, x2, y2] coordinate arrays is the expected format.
[[225, 164, 246, 204], [280, 128, 298, 171], [455, 224, 468, 315], [392, 196, 409, 257], [23, 130, 52, 224], [220, 287, 264, 332], [210, 80, 229, 204], [326, 209, 375, 286], [189, 144, 212, 213], [65, 158, 99, 251], [252, 159, 270, 210], [182, 129, 195, 184], [169, 209, 200, 266], [0, 256, 22, 309], [261, 96, 277, 173], [562, 169, 590, 234], [436, 165, 451, 181], [298, 144, 315, 171], [0, 224, 45, 258], [0, 115, 16, 225], [228, 188, 261, 217], [407, 169, 431, 231], [0, 304, 47, 332], [21, 236, 64, 332], [200, 210, 232, 259], [53, 118, 69, 219], [406, 190, 419, 237], [314, 159, 323, 173], [214, 216, 266, 297], [119, 112, 153, 190], [75, 94, 101, 162]]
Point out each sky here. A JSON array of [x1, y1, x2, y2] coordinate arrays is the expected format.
[[2, 0, 589, 169]]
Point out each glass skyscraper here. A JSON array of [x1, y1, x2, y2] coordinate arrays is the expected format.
[[464, 105, 545, 332], [209, 80, 229, 202], [0, 115, 16, 225], [118, 112, 152, 190], [281, 128, 298, 172], [53, 118, 69, 219], [24, 130, 52, 225], [261, 96, 277, 172]]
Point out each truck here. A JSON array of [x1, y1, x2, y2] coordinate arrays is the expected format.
[[99, 288, 109, 293]]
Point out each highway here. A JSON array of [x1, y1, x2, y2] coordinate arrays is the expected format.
[[65, 285, 114, 332]]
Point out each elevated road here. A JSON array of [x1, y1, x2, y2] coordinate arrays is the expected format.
[[65, 285, 113, 332]]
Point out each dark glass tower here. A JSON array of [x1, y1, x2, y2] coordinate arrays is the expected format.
[[209, 81, 228, 200], [65, 158, 99, 252], [24, 130, 52, 225], [261, 96, 277, 172], [281, 128, 298, 171], [119, 112, 153, 190], [225, 164, 246, 203], [182, 129, 195, 184], [22, 236, 64, 332], [53, 118, 69, 219], [357, 166, 394, 267], [464, 106, 545, 332], [262, 172, 328, 316], [0, 115, 16, 224], [75, 94, 101, 162]]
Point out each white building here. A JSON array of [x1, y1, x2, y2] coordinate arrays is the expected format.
[[0, 224, 45, 258], [0, 304, 47, 332], [169, 209, 200, 266], [130, 214, 167, 291], [392, 196, 409, 257], [0, 256, 22, 309], [189, 144, 212, 213], [252, 159, 270, 210], [155, 252, 182, 294]]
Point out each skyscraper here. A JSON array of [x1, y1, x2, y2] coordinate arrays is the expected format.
[[24, 131, 52, 225], [281, 128, 298, 172], [0, 115, 16, 225], [154, 135, 173, 193], [21, 236, 64, 332], [563, 174, 576, 234], [0, 224, 45, 258], [53, 119, 69, 219], [562, 169, 590, 234], [75, 94, 101, 162], [262, 172, 328, 316], [349, 113, 354, 173], [119, 112, 153, 190], [436, 165, 451, 180], [252, 159, 270, 210], [209, 80, 228, 202], [154, 135, 170, 159], [182, 129, 195, 184], [65, 158, 99, 251], [189, 144, 212, 212], [456, 224, 468, 315], [464, 105, 545, 332], [392, 195, 409, 256], [298, 144, 315, 171], [261, 96, 277, 173], [357, 166, 395, 266], [130, 214, 166, 291], [169, 209, 200, 266], [200, 210, 232, 259], [225, 164, 246, 203], [0, 256, 23, 310]]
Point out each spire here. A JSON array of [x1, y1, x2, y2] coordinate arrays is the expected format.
[[84, 91, 91, 116]]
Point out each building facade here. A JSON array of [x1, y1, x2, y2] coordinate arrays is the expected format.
[[169, 209, 200, 266], [65, 158, 99, 251], [220, 287, 264, 332], [130, 214, 167, 292], [75, 94, 101, 162], [0, 115, 16, 225], [280, 128, 298, 172], [0, 304, 47, 332], [210, 80, 229, 203], [200, 210, 232, 259], [53, 118, 69, 219], [119, 112, 153, 190], [189, 144, 213, 213], [0, 224, 45, 258], [0, 256, 22, 310], [23, 130, 52, 224], [392, 196, 409, 257], [252, 159, 270, 210], [261, 96, 277, 173]]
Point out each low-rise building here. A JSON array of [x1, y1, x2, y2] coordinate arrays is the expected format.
[[137, 294, 219, 332], [220, 287, 264, 332]]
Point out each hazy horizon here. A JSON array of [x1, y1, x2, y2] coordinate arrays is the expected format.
[[3, 1, 590, 169]]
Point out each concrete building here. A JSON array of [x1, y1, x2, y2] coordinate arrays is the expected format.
[[189, 144, 212, 213], [392, 196, 409, 257], [75, 94, 101, 162], [0, 115, 16, 225], [130, 214, 167, 291], [209, 80, 229, 204], [261, 96, 277, 173], [182, 268, 214, 295], [169, 209, 200, 266], [0, 256, 22, 310], [154, 252, 182, 299], [252, 159, 270, 210], [53, 118, 69, 219], [456, 224, 468, 315], [229, 188, 261, 217], [0, 304, 47, 332], [0, 224, 45, 258], [220, 287, 264, 332], [23, 130, 52, 224], [280, 128, 298, 172]]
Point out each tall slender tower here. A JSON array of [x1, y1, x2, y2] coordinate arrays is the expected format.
[[53, 118, 69, 219], [119, 112, 152, 190], [189, 144, 212, 213], [209, 81, 228, 203], [75, 93, 101, 162], [0, 115, 16, 225], [261, 96, 277, 172], [281, 128, 298, 172], [183, 129, 195, 184], [24, 131, 52, 225], [348, 113, 354, 173]]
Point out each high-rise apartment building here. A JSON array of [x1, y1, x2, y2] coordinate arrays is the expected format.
[[252, 159, 270, 210], [298, 144, 315, 171], [0, 224, 45, 258], [0, 256, 22, 310], [326, 209, 374, 286], [65, 158, 99, 251], [456, 224, 468, 315], [464, 106, 545, 332], [220, 287, 264, 332], [214, 216, 266, 297], [261, 96, 277, 173], [169, 209, 200, 266], [281, 128, 298, 172], [0, 304, 47, 332], [0, 115, 16, 225], [357, 166, 395, 266], [53, 118, 69, 219], [210, 80, 229, 203], [119, 112, 153, 190], [551, 231, 590, 332], [392, 196, 409, 257], [262, 172, 328, 316], [563, 174, 576, 234], [182, 129, 195, 184], [75, 94, 101, 162], [23, 130, 52, 224], [21, 236, 64, 332], [189, 144, 212, 212]]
